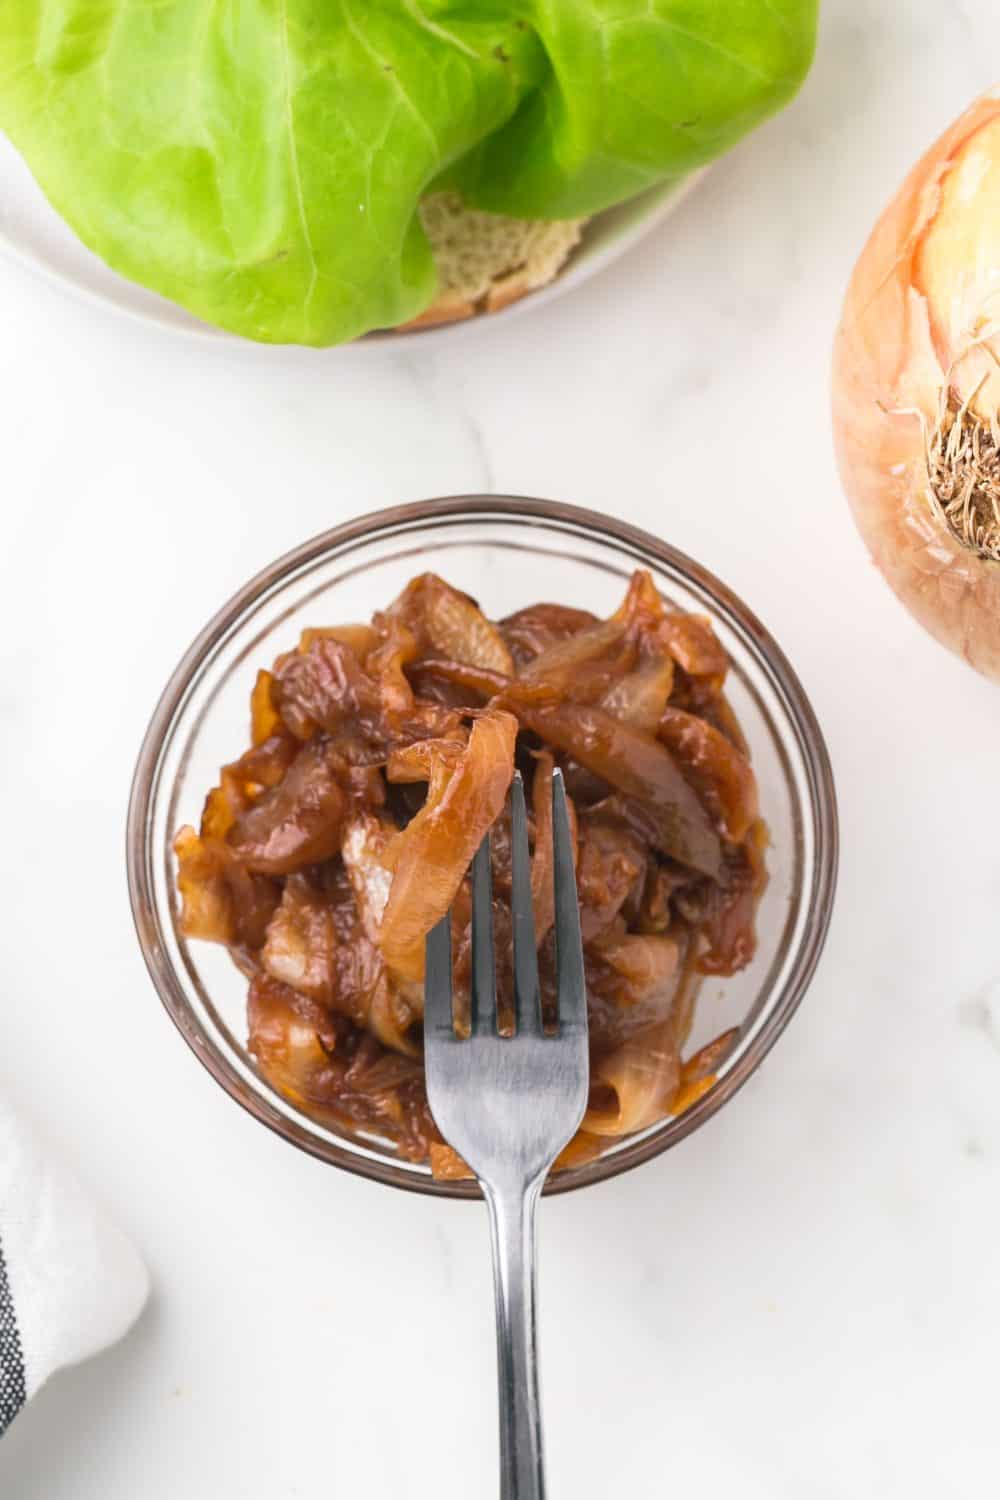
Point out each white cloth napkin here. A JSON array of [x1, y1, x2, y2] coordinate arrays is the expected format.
[[0, 1094, 149, 1436]]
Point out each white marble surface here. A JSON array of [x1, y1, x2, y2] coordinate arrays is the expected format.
[[2, 2, 999, 1495]]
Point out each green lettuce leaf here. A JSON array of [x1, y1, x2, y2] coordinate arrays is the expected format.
[[0, 0, 817, 344]]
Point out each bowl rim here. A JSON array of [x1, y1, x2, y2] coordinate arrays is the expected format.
[[127, 494, 839, 1198]]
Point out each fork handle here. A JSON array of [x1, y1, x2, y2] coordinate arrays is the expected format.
[[484, 1178, 546, 1500]]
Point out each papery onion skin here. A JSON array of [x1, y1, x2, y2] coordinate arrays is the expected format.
[[832, 89, 1000, 680]]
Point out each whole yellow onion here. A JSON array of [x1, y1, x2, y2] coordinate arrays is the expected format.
[[832, 90, 1000, 680]]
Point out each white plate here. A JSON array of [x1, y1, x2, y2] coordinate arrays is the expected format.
[[0, 131, 703, 346]]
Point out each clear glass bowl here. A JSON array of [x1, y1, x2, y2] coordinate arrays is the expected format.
[[127, 496, 838, 1197]]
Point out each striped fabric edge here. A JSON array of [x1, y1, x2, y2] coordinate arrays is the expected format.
[[0, 1233, 26, 1436]]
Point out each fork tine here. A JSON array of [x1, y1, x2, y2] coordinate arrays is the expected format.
[[469, 832, 498, 1036], [552, 768, 586, 1035], [508, 771, 542, 1036], [424, 911, 454, 1039]]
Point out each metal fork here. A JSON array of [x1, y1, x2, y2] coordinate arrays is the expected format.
[[424, 767, 589, 1500]]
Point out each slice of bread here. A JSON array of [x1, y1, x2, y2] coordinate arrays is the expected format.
[[401, 191, 586, 330]]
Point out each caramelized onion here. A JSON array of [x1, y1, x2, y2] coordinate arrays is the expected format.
[[250, 669, 282, 745], [177, 567, 764, 1170], [389, 573, 514, 675], [262, 871, 340, 1006], [227, 740, 345, 874], [175, 826, 279, 948], [500, 603, 600, 667], [298, 623, 378, 658], [247, 974, 434, 1156], [247, 973, 343, 1109], [274, 636, 382, 743], [584, 1022, 682, 1137], [696, 825, 768, 976], [379, 709, 517, 982], [575, 815, 647, 942], [498, 691, 721, 877], [658, 706, 758, 842]]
